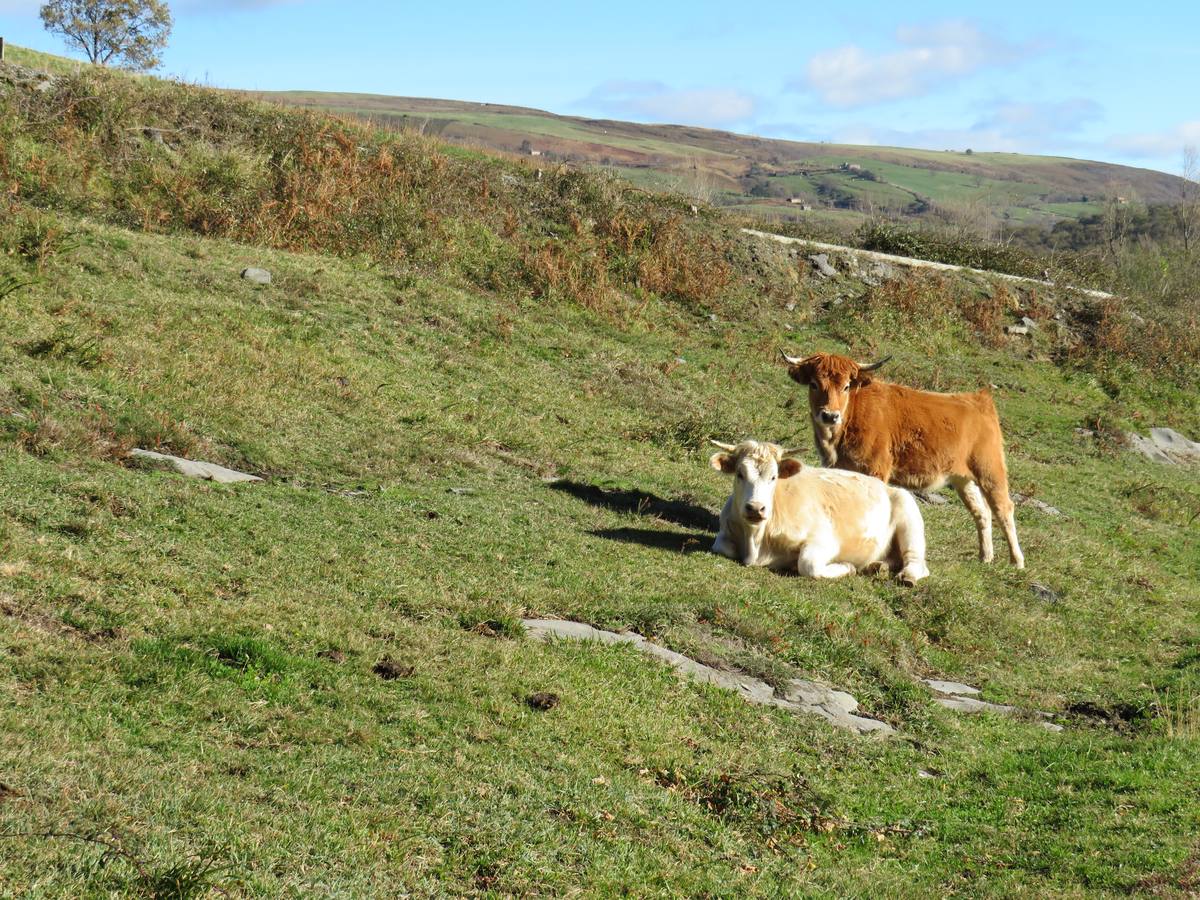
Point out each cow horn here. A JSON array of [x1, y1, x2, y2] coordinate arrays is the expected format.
[[780, 447, 805, 458], [779, 349, 805, 366], [857, 355, 892, 372], [709, 439, 738, 452]]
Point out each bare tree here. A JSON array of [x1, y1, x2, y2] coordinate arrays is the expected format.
[[40, 0, 172, 70], [1176, 145, 1199, 253], [1100, 183, 1136, 259]]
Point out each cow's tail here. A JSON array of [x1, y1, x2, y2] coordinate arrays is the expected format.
[[890, 488, 929, 585]]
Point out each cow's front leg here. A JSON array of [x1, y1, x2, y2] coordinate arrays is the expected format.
[[796, 545, 856, 579], [712, 530, 739, 561], [740, 534, 764, 567], [801, 560, 857, 579]]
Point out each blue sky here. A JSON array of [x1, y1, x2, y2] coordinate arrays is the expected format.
[[3, 0, 1198, 174]]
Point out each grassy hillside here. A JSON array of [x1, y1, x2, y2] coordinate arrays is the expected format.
[[0, 42, 85, 76], [262, 90, 1190, 231], [2, 54, 1199, 897]]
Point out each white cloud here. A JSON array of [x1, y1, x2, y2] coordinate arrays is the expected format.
[[798, 20, 1036, 108], [819, 98, 1102, 155], [578, 80, 756, 128], [1106, 121, 1200, 160], [973, 99, 1102, 140]]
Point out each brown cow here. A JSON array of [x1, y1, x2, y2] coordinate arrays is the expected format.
[[780, 351, 1024, 568]]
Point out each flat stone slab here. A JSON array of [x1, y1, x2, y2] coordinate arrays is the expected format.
[[1126, 428, 1200, 465], [913, 490, 949, 505], [741, 228, 1116, 300], [1012, 493, 1061, 516], [808, 253, 838, 278], [923, 679, 981, 697], [522, 619, 894, 736], [129, 449, 262, 484], [241, 267, 272, 285], [924, 678, 1062, 732]]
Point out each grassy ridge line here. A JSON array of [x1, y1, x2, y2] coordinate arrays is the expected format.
[[260, 86, 1187, 227], [1, 43, 86, 75]]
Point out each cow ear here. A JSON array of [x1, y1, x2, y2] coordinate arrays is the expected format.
[[710, 452, 736, 474], [778, 458, 803, 479], [788, 363, 814, 386], [852, 355, 890, 385]]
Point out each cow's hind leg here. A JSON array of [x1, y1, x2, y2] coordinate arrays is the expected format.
[[951, 476, 994, 563], [978, 479, 1025, 569], [889, 488, 929, 585]]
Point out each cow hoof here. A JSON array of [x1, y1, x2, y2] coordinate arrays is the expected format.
[[898, 567, 929, 587], [862, 561, 888, 576]]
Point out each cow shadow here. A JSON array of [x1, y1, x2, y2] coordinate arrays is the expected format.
[[588, 527, 712, 555], [548, 479, 719, 555]]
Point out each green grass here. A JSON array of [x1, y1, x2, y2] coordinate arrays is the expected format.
[[277, 95, 735, 159], [1, 48, 1199, 897], [1, 43, 85, 75], [1037, 201, 1106, 219], [1, 211, 1198, 896], [754, 157, 1108, 225]]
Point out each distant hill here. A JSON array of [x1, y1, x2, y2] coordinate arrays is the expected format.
[[257, 90, 1189, 230]]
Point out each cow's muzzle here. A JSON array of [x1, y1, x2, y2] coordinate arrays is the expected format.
[[819, 409, 842, 426], [743, 502, 767, 523]]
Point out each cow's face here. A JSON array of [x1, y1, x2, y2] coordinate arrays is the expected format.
[[782, 352, 890, 430], [710, 441, 802, 525], [786, 354, 860, 429]]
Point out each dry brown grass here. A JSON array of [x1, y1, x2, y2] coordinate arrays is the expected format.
[[2, 70, 745, 322], [1064, 296, 1200, 386], [635, 216, 731, 305], [522, 238, 618, 314]]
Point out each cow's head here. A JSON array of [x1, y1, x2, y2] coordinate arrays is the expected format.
[[709, 440, 803, 525], [780, 351, 891, 428]]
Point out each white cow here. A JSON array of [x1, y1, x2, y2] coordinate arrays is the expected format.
[[709, 440, 929, 585]]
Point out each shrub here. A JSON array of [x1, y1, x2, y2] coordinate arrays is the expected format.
[[1, 70, 743, 321]]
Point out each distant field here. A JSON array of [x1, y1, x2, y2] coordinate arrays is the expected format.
[[256, 88, 1186, 231], [717, 202, 870, 231]]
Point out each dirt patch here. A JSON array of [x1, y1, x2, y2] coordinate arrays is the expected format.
[[0, 596, 122, 642], [373, 657, 415, 680], [1134, 845, 1200, 895], [1065, 700, 1151, 732], [645, 764, 836, 836], [460, 614, 525, 639], [526, 691, 560, 711]]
